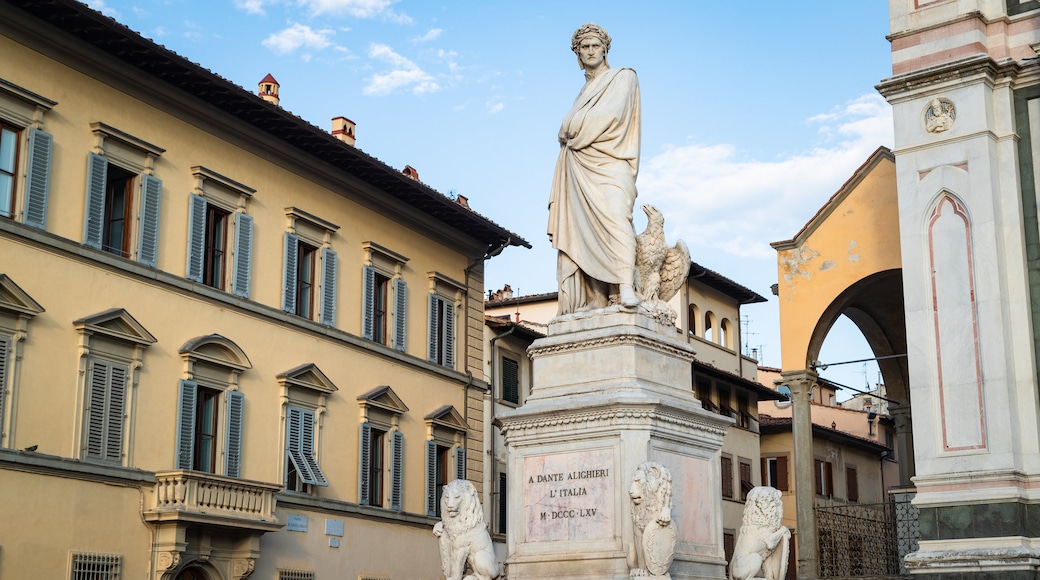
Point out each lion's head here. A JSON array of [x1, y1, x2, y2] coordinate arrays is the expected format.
[[440, 479, 485, 536], [741, 486, 784, 531], [629, 461, 672, 532]]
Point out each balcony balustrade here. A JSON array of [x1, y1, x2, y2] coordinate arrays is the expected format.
[[144, 470, 282, 532]]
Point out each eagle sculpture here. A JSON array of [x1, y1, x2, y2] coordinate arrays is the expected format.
[[635, 205, 690, 313]]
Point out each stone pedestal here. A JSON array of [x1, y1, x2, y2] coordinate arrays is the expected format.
[[498, 307, 732, 580]]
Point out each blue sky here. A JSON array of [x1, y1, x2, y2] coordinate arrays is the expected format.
[[86, 0, 894, 393]]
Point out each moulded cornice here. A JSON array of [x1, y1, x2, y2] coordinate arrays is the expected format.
[[74, 307, 157, 346], [179, 333, 251, 371], [277, 362, 338, 394], [498, 405, 731, 445], [0, 274, 44, 318], [877, 54, 1020, 99], [424, 405, 467, 433], [357, 385, 409, 414]]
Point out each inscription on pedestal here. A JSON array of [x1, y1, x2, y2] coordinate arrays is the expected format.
[[524, 448, 614, 542]]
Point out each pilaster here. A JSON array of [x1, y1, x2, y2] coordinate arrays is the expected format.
[[781, 369, 818, 580]]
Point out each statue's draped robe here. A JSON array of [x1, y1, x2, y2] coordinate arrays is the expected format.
[[548, 67, 641, 314]]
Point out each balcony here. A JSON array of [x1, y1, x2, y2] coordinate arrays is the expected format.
[[144, 470, 283, 532]]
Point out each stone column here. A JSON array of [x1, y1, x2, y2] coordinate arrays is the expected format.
[[888, 403, 915, 487], [782, 369, 818, 580]]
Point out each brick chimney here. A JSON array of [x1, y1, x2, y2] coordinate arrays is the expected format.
[[402, 165, 419, 180], [332, 116, 356, 147], [258, 73, 280, 106]]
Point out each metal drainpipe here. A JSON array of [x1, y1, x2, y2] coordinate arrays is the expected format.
[[488, 324, 517, 531]]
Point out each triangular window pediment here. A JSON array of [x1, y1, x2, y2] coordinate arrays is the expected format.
[[277, 363, 337, 395], [74, 308, 156, 346], [357, 385, 408, 415], [0, 274, 45, 319], [424, 405, 467, 433], [179, 334, 251, 371]]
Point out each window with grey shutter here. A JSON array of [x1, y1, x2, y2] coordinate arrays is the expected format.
[[498, 472, 507, 534], [85, 359, 127, 464], [393, 279, 407, 351], [425, 440, 437, 516], [232, 213, 253, 298], [22, 128, 52, 230], [454, 445, 466, 481], [83, 153, 109, 249], [320, 248, 337, 326], [185, 194, 207, 282], [225, 390, 244, 478], [287, 406, 327, 486], [362, 266, 376, 340], [502, 356, 519, 404], [137, 174, 162, 267], [390, 430, 404, 511], [175, 379, 197, 470], [358, 422, 371, 505], [427, 294, 439, 363], [443, 300, 455, 369], [282, 233, 299, 313]]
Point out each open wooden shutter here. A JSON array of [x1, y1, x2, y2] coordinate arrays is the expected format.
[[83, 153, 108, 248], [185, 194, 207, 282], [776, 456, 789, 491], [23, 128, 52, 230], [232, 213, 253, 298], [299, 408, 327, 486], [281, 233, 299, 312], [358, 422, 371, 505], [502, 357, 519, 404], [138, 174, 162, 267], [393, 279, 407, 351], [846, 466, 859, 502], [454, 445, 466, 481], [721, 455, 733, 499], [362, 266, 375, 340], [814, 459, 824, 496], [104, 364, 127, 463], [390, 430, 404, 511], [0, 337, 8, 442], [286, 407, 311, 482], [225, 390, 244, 477], [427, 294, 439, 363], [443, 301, 455, 368], [175, 379, 197, 469], [320, 248, 337, 326], [85, 360, 109, 460], [498, 472, 507, 534], [425, 440, 437, 516], [825, 461, 834, 497]]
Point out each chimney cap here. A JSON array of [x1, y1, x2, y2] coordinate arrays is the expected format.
[[402, 165, 419, 180]]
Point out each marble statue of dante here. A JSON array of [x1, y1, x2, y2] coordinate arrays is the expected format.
[[548, 23, 641, 315]]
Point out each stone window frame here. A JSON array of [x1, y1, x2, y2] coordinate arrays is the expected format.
[[176, 334, 252, 477], [186, 166, 255, 297], [361, 241, 409, 350], [0, 77, 55, 228], [424, 404, 467, 516], [277, 363, 337, 493], [0, 274, 44, 449], [84, 122, 165, 266], [73, 309, 156, 466], [282, 207, 340, 326], [357, 385, 408, 510], [426, 271, 464, 370]]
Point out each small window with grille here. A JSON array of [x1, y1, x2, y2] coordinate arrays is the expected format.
[[278, 570, 315, 580], [70, 552, 121, 580]]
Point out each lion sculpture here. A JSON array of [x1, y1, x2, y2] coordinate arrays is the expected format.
[[730, 486, 791, 580], [628, 461, 677, 577], [432, 479, 502, 580]]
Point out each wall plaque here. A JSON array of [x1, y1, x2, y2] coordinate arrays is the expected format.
[[524, 448, 614, 542]]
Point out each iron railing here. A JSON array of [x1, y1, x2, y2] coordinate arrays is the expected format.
[[816, 491, 918, 578]]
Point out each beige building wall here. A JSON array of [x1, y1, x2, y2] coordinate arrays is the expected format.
[[0, 3, 527, 578]]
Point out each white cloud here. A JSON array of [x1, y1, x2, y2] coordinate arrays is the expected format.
[[131, 6, 149, 18], [638, 93, 893, 260], [234, 0, 276, 15], [300, 0, 412, 22], [85, 0, 121, 18], [413, 28, 443, 43], [487, 101, 504, 114], [262, 23, 336, 55], [364, 43, 439, 95]]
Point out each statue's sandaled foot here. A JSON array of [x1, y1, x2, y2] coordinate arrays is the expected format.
[[619, 284, 639, 308]]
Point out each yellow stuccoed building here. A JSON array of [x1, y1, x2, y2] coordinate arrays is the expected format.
[[0, 2, 528, 579]]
